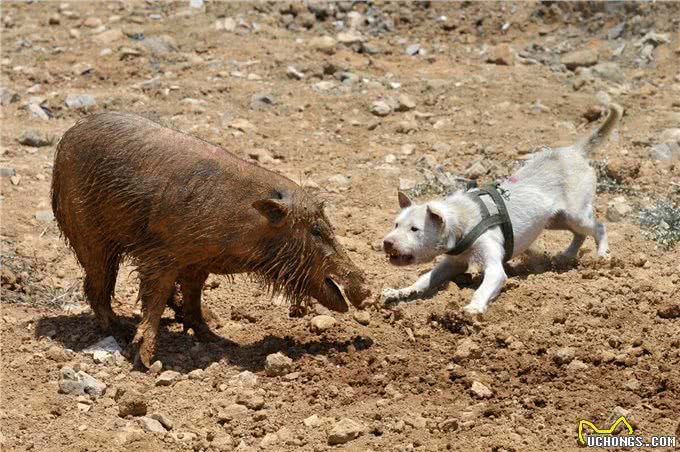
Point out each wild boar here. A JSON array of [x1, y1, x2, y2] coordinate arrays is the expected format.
[[51, 112, 371, 367]]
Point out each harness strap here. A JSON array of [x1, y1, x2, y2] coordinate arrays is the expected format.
[[446, 184, 514, 262]]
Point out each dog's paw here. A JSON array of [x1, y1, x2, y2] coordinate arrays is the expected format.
[[463, 302, 487, 317]]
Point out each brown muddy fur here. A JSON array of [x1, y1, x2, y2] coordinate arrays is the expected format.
[[51, 112, 371, 367]]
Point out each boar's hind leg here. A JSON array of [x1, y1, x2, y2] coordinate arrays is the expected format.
[[177, 267, 223, 342], [129, 270, 177, 368], [80, 244, 122, 335]]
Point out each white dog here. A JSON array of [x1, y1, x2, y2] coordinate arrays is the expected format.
[[382, 104, 622, 315]]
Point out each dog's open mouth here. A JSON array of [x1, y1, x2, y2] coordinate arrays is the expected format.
[[386, 250, 415, 266]]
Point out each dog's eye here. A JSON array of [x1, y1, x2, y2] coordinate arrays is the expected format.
[[411, 226, 419, 232], [311, 224, 321, 237], [395, 223, 399, 229]]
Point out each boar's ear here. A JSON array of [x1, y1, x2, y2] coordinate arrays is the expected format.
[[252, 198, 289, 226], [398, 191, 412, 209]]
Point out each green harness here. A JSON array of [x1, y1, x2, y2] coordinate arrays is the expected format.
[[446, 184, 514, 262]]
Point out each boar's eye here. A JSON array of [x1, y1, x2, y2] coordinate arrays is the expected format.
[[395, 222, 399, 229], [311, 224, 322, 237]]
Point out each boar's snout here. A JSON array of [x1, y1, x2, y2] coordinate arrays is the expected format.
[[321, 255, 372, 312]]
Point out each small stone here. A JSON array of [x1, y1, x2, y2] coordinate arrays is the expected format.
[[370, 100, 392, 117], [0, 87, 19, 105], [93, 28, 124, 44], [149, 413, 174, 430], [286, 66, 305, 80], [353, 310, 370, 325], [657, 303, 680, 319], [250, 93, 276, 110], [148, 360, 163, 375], [230, 370, 258, 388], [310, 315, 336, 333], [327, 174, 351, 189], [453, 338, 482, 362], [72, 63, 93, 76], [566, 359, 589, 372], [139, 416, 166, 434], [265, 352, 293, 377], [217, 403, 249, 421], [399, 178, 416, 191], [19, 129, 51, 147], [464, 161, 486, 179], [553, 347, 576, 365], [229, 118, 256, 133], [432, 142, 451, 153], [0, 167, 16, 177], [561, 49, 598, 70], [46, 345, 70, 362], [142, 35, 177, 56], [59, 367, 107, 397], [606, 197, 633, 222], [470, 381, 493, 399], [401, 144, 415, 155], [396, 94, 416, 112], [337, 31, 364, 45], [83, 336, 122, 364], [27, 103, 49, 121], [310, 36, 337, 54], [35, 210, 55, 223], [328, 418, 364, 445], [439, 418, 459, 432], [312, 81, 337, 92], [405, 414, 427, 429], [649, 142, 680, 161], [405, 43, 421, 56], [83, 17, 102, 28], [304, 414, 323, 427], [260, 432, 279, 448], [65, 94, 97, 110], [235, 390, 265, 410], [486, 43, 514, 65], [155, 370, 180, 386], [117, 388, 147, 417], [188, 369, 205, 380]]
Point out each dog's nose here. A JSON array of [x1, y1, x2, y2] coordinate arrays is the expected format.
[[383, 239, 394, 253]]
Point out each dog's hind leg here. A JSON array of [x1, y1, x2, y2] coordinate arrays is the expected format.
[[382, 256, 468, 304], [566, 208, 609, 257]]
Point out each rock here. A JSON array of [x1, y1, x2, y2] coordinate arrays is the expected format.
[[605, 159, 640, 183], [46, 345, 70, 362], [439, 418, 459, 432], [83, 336, 122, 364], [310, 315, 336, 332], [117, 388, 147, 417], [312, 81, 337, 92], [83, 17, 102, 28], [583, 104, 605, 122], [212, 434, 234, 451], [486, 43, 514, 65], [260, 432, 279, 448], [606, 197, 633, 222], [59, 367, 107, 397], [250, 93, 276, 110], [464, 161, 486, 179], [370, 100, 392, 117], [405, 414, 427, 429], [327, 174, 351, 189], [310, 36, 336, 54], [230, 370, 258, 388], [405, 43, 421, 56], [561, 49, 598, 70], [148, 360, 163, 375], [552, 347, 576, 365], [265, 352, 293, 376], [155, 370, 180, 386], [65, 94, 97, 110], [399, 178, 416, 191], [93, 28, 123, 44], [470, 381, 493, 399], [139, 416, 167, 434], [337, 31, 364, 45], [657, 303, 680, 319], [396, 94, 416, 112], [649, 142, 680, 161], [18, 129, 51, 147], [328, 418, 364, 445], [0, 87, 20, 105], [27, 103, 49, 121], [229, 118, 256, 133], [149, 413, 174, 430], [353, 310, 370, 325], [217, 403, 249, 421], [432, 142, 451, 153], [304, 414, 323, 427], [453, 338, 482, 362], [188, 369, 205, 380], [592, 62, 624, 82], [401, 144, 416, 155], [35, 210, 55, 223], [0, 167, 16, 177], [660, 128, 680, 143], [235, 390, 265, 410], [142, 35, 177, 56], [286, 66, 305, 80]]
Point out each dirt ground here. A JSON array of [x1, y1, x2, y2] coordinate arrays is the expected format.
[[1, 1, 680, 451]]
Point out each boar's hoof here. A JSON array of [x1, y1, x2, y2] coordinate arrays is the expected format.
[[185, 321, 222, 343], [288, 304, 307, 318]]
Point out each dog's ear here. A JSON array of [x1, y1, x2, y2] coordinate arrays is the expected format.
[[398, 191, 412, 209], [426, 204, 446, 226]]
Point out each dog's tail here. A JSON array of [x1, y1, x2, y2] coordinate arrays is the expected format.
[[577, 103, 623, 156]]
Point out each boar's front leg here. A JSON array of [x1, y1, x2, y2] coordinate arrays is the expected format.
[[177, 266, 223, 342], [129, 270, 176, 368]]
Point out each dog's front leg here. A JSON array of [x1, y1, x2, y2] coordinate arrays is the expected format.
[[463, 244, 507, 315], [382, 256, 467, 304]]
